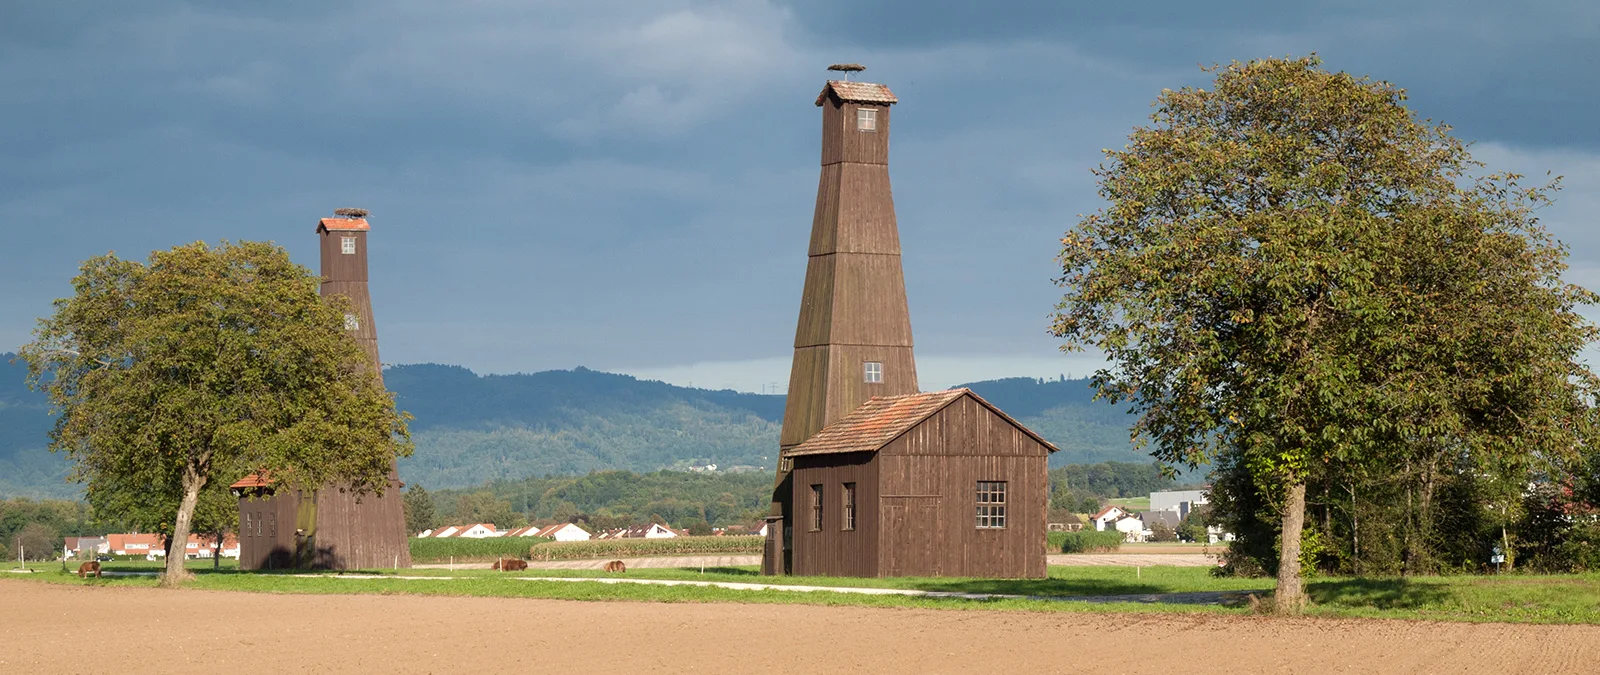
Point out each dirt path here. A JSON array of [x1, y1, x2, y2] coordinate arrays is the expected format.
[[414, 552, 1216, 571], [5, 581, 1598, 674], [1050, 552, 1215, 566]]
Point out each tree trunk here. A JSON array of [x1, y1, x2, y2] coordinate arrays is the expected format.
[[1275, 481, 1308, 614], [212, 528, 222, 571], [161, 467, 205, 588], [1406, 455, 1439, 576], [1348, 483, 1360, 576]]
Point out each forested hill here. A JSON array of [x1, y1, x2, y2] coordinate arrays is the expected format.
[[388, 368, 1147, 488], [385, 364, 789, 487], [0, 354, 63, 498], [0, 356, 1149, 496]]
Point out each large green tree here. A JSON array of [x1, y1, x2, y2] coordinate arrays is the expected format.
[[1051, 56, 1596, 612], [403, 484, 436, 535], [21, 241, 412, 587]]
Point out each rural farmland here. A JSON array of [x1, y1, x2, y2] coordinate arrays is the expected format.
[[5, 2, 1600, 674]]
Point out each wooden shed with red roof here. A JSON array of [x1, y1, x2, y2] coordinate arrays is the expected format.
[[784, 388, 1057, 578]]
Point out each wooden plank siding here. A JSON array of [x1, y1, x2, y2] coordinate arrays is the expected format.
[[318, 230, 368, 282], [787, 392, 1052, 579], [320, 280, 381, 367], [780, 345, 917, 449], [772, 80, 915, 576], [796, 254, 914, 347], [789, 452, 879, 577], [311, 483, 411, 569], [809, 163, 901, 256], [237, 490, 298, 570], [878, 397, 1050, 578], [820, 100, 890, 166], [779, 88, 916, 454], [876, 454, 1047, 578], [235, 485, 410, 570]]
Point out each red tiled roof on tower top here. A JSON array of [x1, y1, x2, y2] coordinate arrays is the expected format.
[[816, 80, 897, 107], [317, 217, 369, 232], [783, 388, 1059, 457]]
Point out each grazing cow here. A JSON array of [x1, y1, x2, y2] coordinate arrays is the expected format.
[[492, 558, 528, 571], [77, 561, 101, 579], [603, 560, 626, 573]]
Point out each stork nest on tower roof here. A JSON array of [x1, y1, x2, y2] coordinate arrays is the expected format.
[[827, 63, 866, 72], [334, 207, 370, 218]]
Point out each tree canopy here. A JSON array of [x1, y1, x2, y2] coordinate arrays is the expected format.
[[1051, 56, 1597, 611], [21, 241, 412, 586]]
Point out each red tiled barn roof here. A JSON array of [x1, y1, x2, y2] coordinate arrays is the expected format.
[[783, 388, 1058, 458]]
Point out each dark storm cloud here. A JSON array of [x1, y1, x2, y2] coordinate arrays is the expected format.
[[790, 0, 1600, 149], [1, 0, 1594, 383]]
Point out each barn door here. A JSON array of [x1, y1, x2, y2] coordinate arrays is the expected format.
[[881, 496, 941, 577]]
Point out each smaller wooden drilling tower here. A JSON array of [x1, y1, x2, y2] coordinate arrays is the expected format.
[[232, 209, 412, 570]]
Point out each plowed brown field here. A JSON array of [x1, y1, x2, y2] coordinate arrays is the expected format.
[[3, 581, 1597, 674]]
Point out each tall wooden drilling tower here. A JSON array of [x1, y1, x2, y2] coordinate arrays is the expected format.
[[233, 209, 412, 570], [765, 67, 919, 575]]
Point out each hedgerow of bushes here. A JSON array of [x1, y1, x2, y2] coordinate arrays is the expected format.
[[1051, 530, 1124, 554], [525, 535, 763, 561], [410, 536, 551, 563]]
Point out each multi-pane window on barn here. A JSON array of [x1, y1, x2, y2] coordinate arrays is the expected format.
[[863, 361, 883, 383], [341, 236, 357, 255], [976, 481, 1007, 529]]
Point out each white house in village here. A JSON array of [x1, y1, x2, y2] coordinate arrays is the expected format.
[[502, 523, 592, 542], [1090, 505, 1129, 532], [630, 523, 679, 539], [453, 523, 501, 538], [421, 523, 500, 538], [600, 523, 679, 539], [537, 523, 592, 542], [1112, 516, 1145, 543]]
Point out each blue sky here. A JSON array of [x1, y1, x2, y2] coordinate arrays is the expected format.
[[3, 1, 1596, 392]]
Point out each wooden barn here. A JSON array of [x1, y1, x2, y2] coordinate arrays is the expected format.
[[231, 210, 411, 571], [765, 67, 1059, 578], [786, 388, 1057, 578]]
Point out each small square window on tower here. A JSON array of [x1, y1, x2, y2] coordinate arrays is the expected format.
[[863, 361, 883, 383], [857, 107, 877, 132], [343, 313, 360, 331], [341, 236, 357, 255]]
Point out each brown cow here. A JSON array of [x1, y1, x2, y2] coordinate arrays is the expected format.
[[491, 558, 528, 571], [76, 561, 101, 579], [603, 560, 626, 573]]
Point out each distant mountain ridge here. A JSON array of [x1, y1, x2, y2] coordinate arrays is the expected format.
[[0, 354, 67, 498], [0, 355, 1148, 496]]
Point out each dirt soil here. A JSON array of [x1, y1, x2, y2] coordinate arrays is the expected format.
[[5, 581, 1598, 674]]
